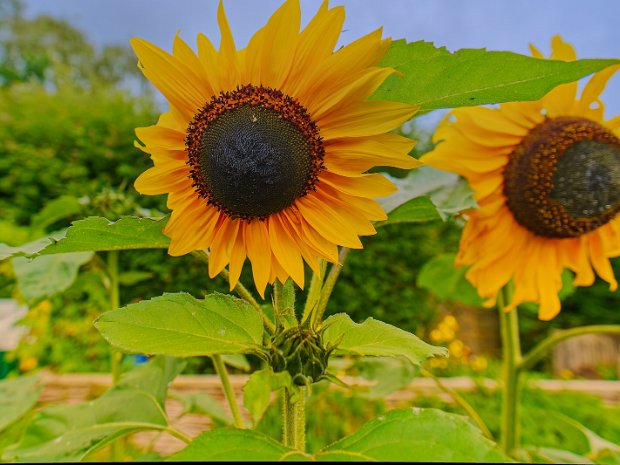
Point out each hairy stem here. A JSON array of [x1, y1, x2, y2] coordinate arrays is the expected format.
[[301, 260, 327, 326], [497, 285, 522, 456], [312, 248, 349, 328], [212, 354, 245, 429], [520, 324, 620, 372], [282, 387, 306, 451]]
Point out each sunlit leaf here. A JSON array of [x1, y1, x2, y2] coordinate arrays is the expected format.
[[322, 408, 511, 462], [322, 313, 447, 366], [94, 292, 264, 357], [374, 40, 620, 112], [169, 429, 307, 462], [0, 216, 170, 260]]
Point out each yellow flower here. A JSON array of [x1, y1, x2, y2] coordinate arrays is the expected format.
[[132, 0, 419, 296], [423, 36, 620, 320]]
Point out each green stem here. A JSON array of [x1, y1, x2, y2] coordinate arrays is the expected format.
[[520, 324, 620, 372], [192, 250, 275, 334], [497, 285, 522, 456], [312, 248, 349, 328], [163, 427, 192, 444], [421, 368, 494, 440], [282, 387, 306, 451], [212, 354, 245, 429], [301, 260, 327, 326]]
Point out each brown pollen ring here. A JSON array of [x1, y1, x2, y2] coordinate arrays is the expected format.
[[503, 116, 620, 238], [185, 84, 325, 221]]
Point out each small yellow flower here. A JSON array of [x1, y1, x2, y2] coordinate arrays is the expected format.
[[448, 340, 464, 358], [19, 356, 38, 372], [470, 355, 488, 372]]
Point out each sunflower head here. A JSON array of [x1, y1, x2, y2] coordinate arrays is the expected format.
[[422, 35, 620, 320], [132, 0, 419, 297]]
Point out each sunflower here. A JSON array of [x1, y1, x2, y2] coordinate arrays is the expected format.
[[132, 0, 419, 297], [422, 36, 620, 320]]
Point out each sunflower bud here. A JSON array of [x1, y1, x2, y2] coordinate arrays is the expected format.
[[269, 327, 333, 386]]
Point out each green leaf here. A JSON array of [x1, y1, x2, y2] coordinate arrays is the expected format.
[[276, 279, 297, 329], [3, 357, 179, 462], [94, 292, 264, 357], [114, 356, 185, 407], [175, 392, 232, 426], [0, 376, 41, 433], [373, 40, 620, 112], [0, 231, 66, 261], [243, 368, 292, 426], [4, 390, 168, 462], [417, 253, 484, 307], [322, 313, 447, 366], [12, 252, 93, 302], [322, 408, 512, 462], [0, 216, 170, 260], [168, 429, 307, 462], [378, 167, 476, 226], [351, 357, 417, 399], [221, 354, 251, 372], [30, 195, 82, 231], [381, 196, 442, 225]]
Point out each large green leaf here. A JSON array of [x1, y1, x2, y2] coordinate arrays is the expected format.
[[0, 376, 41, 433], [321, 408, 511, 462], [3, 357, 180, 462], [417, 253, 484, 307], [12, 252, 93, 302], [114, 356, 185, 407], [95, 292, 264, 357], [322, 313, 447, 366], [373, 40, 620, 112], [175, 392, 232, 427], [169, 429, 307, 462], [0, 216, 170, 260], [4, 390, 167, 462]]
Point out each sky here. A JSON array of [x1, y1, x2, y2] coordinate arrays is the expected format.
[[22, 0, 620, 115]]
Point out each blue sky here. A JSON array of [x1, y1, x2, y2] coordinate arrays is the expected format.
[[23, 0, 620, 115]]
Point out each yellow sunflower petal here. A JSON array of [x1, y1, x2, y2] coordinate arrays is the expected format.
[[319, 101, 417, 140], [246, 220, 272, 298], [269, 214, 305, 288], [130, 38, 206, 119]]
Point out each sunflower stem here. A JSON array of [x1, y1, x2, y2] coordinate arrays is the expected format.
[[282, 386, 306, 451], [192, 250, 275, 334], [312, 248, 349, 328], [520, 324, 620, 372], [497, 284, 522, 456], [301, 260, 327, 327], [212, 354, 245, 429]]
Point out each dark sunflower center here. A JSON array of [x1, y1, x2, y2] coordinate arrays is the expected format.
[[186, 85, 324, 220], [503, 117, 620, 238]]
